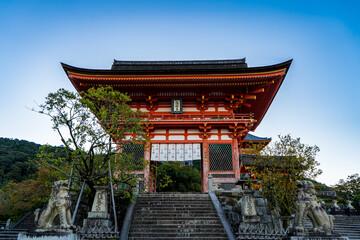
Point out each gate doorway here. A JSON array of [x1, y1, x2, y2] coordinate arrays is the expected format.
[[150, 143, 202, 192]]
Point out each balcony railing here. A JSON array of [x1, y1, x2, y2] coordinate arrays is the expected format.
[[143, 113, 254, 122]]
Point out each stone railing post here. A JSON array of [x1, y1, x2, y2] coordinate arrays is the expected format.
[[208, 174, 214, 193]]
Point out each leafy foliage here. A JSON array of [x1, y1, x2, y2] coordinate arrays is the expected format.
[[334, 174, 360, 197], [0, 166, 66, 222], [33, 87, 148, 201], [156, 162, 201, 192], [247, 134, 321, 224], [334, 173, 360, 212], [0, 138, 65, 187]]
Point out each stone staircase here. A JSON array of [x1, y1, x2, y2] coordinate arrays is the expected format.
[[333, 215, 360, 239], [128, 192, 229, 240], [304, 215, 360, 239], [0, 230, 26, 240]]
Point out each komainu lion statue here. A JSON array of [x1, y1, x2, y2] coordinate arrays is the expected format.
[[34, 180, 72, 229], [293, 180, 334, 235]]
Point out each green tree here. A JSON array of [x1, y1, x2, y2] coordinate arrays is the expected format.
[[33, 87, 148, 201], [0, 138, 48, 187], [0, 166, 65, 222], [156, 162, 201, 192], [247, 134, 321, 228], [334, 174, 360, 212]]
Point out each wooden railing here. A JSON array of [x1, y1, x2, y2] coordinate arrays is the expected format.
[[143, 113, 254, 122]]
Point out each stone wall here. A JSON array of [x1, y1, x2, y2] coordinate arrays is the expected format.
[[215, 188, 283, 237]]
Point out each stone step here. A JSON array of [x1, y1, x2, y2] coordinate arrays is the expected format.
[[131, 217, 222, 222], [136, 205, 214, 209], [0, 231, 22, 240], [128, 192, 227, 240], [137, 195, 210, 198], [129, 226, 225, 233], [136, 201, 213, 205], [128, 232, 227, 238], [133, 214, 219, 218], [133, 212, 219, 217], [334, 226, 360, 229], [306, 215, 360, 239], [131, 219, 223, 225], [128, 237, 229, 240], [138, 192, 208, 195], [136, 205, 213, 208]]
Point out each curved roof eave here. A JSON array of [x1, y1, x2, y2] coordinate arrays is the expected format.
[[61, 59, 292, 76]]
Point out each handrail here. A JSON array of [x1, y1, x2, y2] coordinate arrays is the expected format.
[[119, 184, 139, 240], [144, 113, 254, 121], [209, 192, 237, 240]]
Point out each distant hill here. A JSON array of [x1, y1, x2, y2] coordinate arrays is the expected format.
[[0, 138, 64, 187]]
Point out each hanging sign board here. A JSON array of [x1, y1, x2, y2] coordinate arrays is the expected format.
[[151, 144, 160, 161], [171, 98, 183, 114], [151, 143, 201, 162], [184, 144, 193, 161], [176, 144, 184, 161], [192, 143, 201, 160], [168, 144, 176, 161], [159, 144, 168, 161]]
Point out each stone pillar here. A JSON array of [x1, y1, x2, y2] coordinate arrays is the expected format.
[[232, 138, 240, 179], [208, 174, 214, 193], [202, 139, 210, 192], [82, 186, 112, 231], [143, 142, 151, 192], [88, 186, 110, 219]]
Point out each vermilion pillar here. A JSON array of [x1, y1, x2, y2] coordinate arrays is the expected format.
[[202, 139, 210, 192], [232, 138, 240, 180], [143, 142, 151, 192]]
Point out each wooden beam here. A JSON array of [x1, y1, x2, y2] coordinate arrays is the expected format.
[[242, 95, 256, 100], [248, 88, 265, 94], [232, 138, 240, 180], [242, 102, 251, 108], [202, 139, 210, 192]]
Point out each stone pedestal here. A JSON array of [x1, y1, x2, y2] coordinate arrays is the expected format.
[[286, 233, 349, 240], [18, 232, 78, 240], [80, 186, 112, 234], [87, 186, 110, 220]]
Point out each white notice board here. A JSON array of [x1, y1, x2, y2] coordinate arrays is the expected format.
[[151, 143, 201, 162], [151, 144, 160, 161], [192, 143, 201, 160], [184, 144, 193, 161], [159, 144, 168, 161], [176, 144, 184, 161], [168, 144, 176, 161]]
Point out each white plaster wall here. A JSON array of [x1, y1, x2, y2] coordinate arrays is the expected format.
[[208, 135, 219, 140], [217, 107, 227, 112], [221, 135, 232, 140], [153, 135, 166, 140], [153, 129, 166, 134], [156, 107, 172, 112], [169, 135, 185, 140], [169, 129, 185, 133], [188, 129, 201, 133], [187, 135, 202, 140], [183, 107, 198, 112]]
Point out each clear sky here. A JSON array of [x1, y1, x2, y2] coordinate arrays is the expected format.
[[0, 0, 359, 186]]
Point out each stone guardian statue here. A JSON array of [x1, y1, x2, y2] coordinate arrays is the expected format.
[[293, 180, 334, 235], [34, 180, 73, 230]]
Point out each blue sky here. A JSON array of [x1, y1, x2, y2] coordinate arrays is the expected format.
[[0, 0, 359, 185]]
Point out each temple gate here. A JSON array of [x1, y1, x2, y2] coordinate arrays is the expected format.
[[62, 58, 292, 192]]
